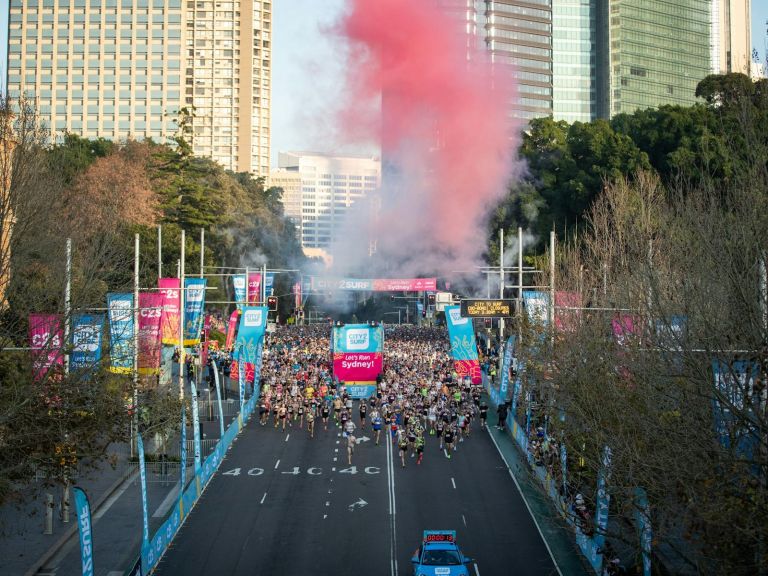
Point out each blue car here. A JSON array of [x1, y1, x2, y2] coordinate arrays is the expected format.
[[411, 530, 474, 576]]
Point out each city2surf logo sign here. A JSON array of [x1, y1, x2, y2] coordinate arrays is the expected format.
[[345, 328, 369, 350], [243, 308, 264, 328]]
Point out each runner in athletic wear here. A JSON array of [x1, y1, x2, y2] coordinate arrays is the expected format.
[[371, 409, 383, 445], [297, 401, 305, 428], [347, 432, 356, 465], [444, 426, 456, 458], [398, 431, 408, 468], [415, 431, 425, 465], [321, 402, 331, 430], [306, 410, 315, 439], [479, 400, 489, 429], [359, 400, 368, 429]]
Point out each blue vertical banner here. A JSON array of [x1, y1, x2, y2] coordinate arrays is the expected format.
[[510, 360, 524, 417], [265, 272, 275, 296], [444, 306, 481, 384], [634, 487, 652, 576], [232, 274, 247, 311], [594, 445, 613, 556], [235, 306, 268, 366], [500, 336, 515, 398], [560, 443, 568, 499], [190, 379, 201, 473], [72, 487, 95, 576], [712, 360, 759, 455], [183, 278, 207, 346], [71, 314, 104, 371], [238, 358, 245, 411], [180, 405, 187, 492], [523, 290, 550, 326], [107, 293, 134, 374], [137, 434, 149, 551], [212, 360, 225, 437]]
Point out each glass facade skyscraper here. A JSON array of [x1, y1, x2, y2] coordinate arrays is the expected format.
[[603, 0, 711, 116], [552, 0, 595, 122]]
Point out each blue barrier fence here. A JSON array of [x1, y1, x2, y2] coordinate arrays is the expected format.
[[485, 370, 604, 574], [139, 380, 260, 574]]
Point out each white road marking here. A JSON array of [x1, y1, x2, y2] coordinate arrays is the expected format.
[[486, 426, 563, 576], [323, 514, 327, 520], [94, 470, 138, 519], [336, 440, 340, 445], [332, 468, 336, 472], [334, 448, 338, 453], [274, 459, 280, 469], [285, 434, 290, 442], [325, 501, 330, 507], [260, 492, 267, 504], [153, 484, 181, 518], [462, 514, 467, 527], [451, 477, 456, 490], [474, 562, 480, 576], [333, 457, 337, 462], [386, 426, 399, 576]]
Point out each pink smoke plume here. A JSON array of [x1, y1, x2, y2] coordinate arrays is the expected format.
[[333, 0, 519, 278]]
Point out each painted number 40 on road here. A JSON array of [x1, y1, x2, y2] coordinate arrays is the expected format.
[[221, 466, 380, 476]]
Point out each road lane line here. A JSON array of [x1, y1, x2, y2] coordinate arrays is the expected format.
[[486, 427, 563, 576], [94, 470, 138, 520], [153, 484, 181, 518], [451, 477, 456, 490], [474, 562, 480, 576], [462, 514, 467, 527], [386, 426, 398, 576], [260, 492, 267, 504], [285, 434, 290, 442], [274, 459, 280, 469]]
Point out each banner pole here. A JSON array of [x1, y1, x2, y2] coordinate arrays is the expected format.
[[157, 225, 162, 281], [132, 233, 140, 458], [178, 230, 185, 401], [199, 228, 204, 279], [518, 227, 523, 344], [261, 263, 267, 305], [64, 237, 71, 376], [499, 229, 504, 359]]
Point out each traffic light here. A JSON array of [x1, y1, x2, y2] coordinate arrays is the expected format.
[[267, 295, 278, 311], [427, 293, 436, 306]]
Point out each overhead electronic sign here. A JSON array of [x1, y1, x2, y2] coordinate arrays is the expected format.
[[460, 299, 515, 318]]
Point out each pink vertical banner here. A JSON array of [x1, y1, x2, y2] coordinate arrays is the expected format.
[[28, 313, 64, 380], [158, 278, 181, 345], [612, 314, 639, 347], [201, 314, 211, 368], [294, 282, 302, 310], [225, 309, 240, 350], [554, 291, 582, 332], [247, 273, 261, 304], [138, 292, 163, 375], [230, 359, 255, 384]]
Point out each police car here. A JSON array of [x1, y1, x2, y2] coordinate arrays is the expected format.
[[411, 530, 474, 576]]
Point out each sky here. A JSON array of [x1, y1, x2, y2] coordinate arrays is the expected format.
[[0, 0, 766, 160]]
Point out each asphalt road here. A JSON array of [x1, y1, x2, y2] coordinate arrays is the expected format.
[[154, 410, 560, 576]]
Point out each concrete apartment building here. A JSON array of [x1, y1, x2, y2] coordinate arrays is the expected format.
[[5, 0, 271, 176], [276, 152, 380, 254], [711, 0, 752, 74]]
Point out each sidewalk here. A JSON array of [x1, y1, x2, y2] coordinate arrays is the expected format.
[[484, 396, 592, 576], [0, 397, 237, 576]]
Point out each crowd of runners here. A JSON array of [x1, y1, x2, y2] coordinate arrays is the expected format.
[[255, 324, 490, 467]]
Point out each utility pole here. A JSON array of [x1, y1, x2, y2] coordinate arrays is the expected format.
[[518, 227, 523, 343], [499, 228, 504, 343], [200, 228, 205, 278], [157, 225, 162, 281], [64, 238, 71, 376], [131, 234, 139, 460], [549, 230, 555, 328], [178, 230, 185, 400]]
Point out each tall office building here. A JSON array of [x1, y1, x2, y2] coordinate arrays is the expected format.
[[601, 0, 711, 117], [479, 0, 554, 121], [5, 0, 271, 176], [276, 152, 380, 254], [267, 167, 302, 239], [552, 0, 595, 122], [710, 0, 752, 74]]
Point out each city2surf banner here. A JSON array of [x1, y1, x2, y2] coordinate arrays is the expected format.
[[332, 324, 383, 385], [247, 273, 261, 304], [138, 292, 163, 375], [311, 277, 437, 292], [158, 278, 180, 345], [107, 293, 134, 374], [232, 274, 247, 310], [233, 306, 267, 383], [71, 313, 104, 371], [444, 306, 481, 384], [183, 278, 206, 346], [29, 313, 64, 380]]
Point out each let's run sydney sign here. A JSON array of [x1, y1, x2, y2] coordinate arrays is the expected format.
[[332, 324, 384, 396]]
